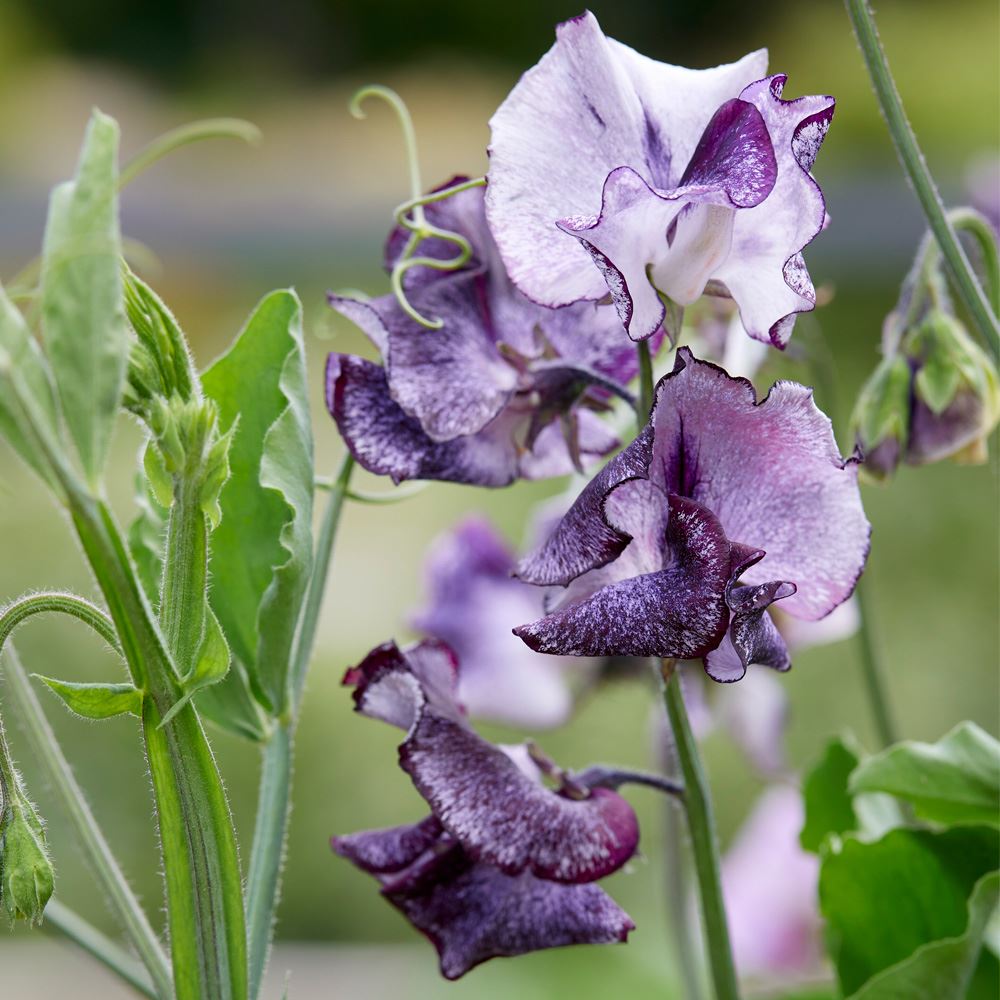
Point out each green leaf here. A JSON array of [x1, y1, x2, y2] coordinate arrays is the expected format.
[[195, 660, 269, 743], [34, 675, 142, 719], [801, 736, 861, 852], [202, 290, 314, 715], [0, 284, 61, 489], [40, 109, 126, 484], [850, 870, 999, 1000], [158, 610, 232, 729], [850, 722, 1000, 826], [820, 825, 1000, 998]]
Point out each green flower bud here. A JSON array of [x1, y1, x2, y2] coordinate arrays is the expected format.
[[851, 353, 912, 483], [1, 798, 54, 926]]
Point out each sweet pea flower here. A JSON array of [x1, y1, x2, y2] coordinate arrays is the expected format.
[[333, 640, 660, 978], [514, 349, 870, 682], [326, 182, 646, 487], [486, 11, 834, 346], [411, 516, 595, 729], [721, 785, 822, 980]]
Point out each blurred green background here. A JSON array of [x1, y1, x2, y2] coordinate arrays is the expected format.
[[0, 0, 997, 996]]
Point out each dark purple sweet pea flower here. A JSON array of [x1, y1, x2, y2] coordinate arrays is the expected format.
[[333, 640, 644, 978], [514, 349, 870, 682], [326, 182, 649, 487], [486, 11, 834, 346], [411, 516, 598, 729]]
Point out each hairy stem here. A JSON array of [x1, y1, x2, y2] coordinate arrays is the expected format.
[[2, 644, 172, 998], [44, 898, 158, 999], [660, 662, 740, 1000], [845, 0, 1000, 358], [245, 453, 355, 999]]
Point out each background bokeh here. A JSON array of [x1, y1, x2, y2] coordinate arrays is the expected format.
[[0, 0, 997, 996]]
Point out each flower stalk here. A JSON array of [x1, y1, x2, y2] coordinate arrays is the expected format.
[[845, 0, 1000, 359], [659, 660, 740, 1000]]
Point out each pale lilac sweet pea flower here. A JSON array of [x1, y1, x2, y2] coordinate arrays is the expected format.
[[721, 785, 822, 980], [411, 516, 596, 729], [332, 640, 642, 979], [326, 182, 646, 487], [486, 10, 834, 346], [514, 349, 870, 683]]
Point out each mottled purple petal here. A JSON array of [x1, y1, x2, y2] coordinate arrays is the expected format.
[[515, 495, 732, 659], [332, 816, 444, 875], [651, 349, 869, 620], [386, 852, 634, 980], [329, 278, 516, 441], [401, 713, 639, 882], [704, 580, 794, 682], [716, 76, 835, 345], [326, 354, 523, 487]]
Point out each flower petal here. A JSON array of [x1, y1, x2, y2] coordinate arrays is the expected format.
[[332, 816, 444, 875], [515, 495, 732, 659], [715, 76, 835, 345], [385, 852, 634, 980], [326, 354, 522, 487], [401, 715, 639, 882], [651, 349, 869, 620], [716, 668, 790, 777]]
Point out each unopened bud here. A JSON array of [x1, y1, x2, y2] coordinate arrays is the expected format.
[[851, 354, 912, 482], [1, 799, 54, 926]]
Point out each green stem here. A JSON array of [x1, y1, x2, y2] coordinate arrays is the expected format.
[[2, 644, 172, 998], [0, 592, 120, 655], [245, 453, 355, 999], [660, 662, 740, 1000], [845, 0, 1000, 358], [853, 574, 898, 748], [637, 339, 654, 431], [44, 898, 158, 1000]]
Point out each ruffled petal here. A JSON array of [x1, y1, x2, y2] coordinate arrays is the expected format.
[[515, 496, 732, 659], [326, 354, 523, 487], [715, 76, 835, 345], [401, 716, 639, 882], [650, 349, 869, 620], [385, 852, 634, 980], [329, 278, 516, 442]]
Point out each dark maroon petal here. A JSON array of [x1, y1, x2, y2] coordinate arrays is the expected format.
[[385, 854, 634, 980], [704, 581, 795, 682], [515, 495, 732, 659], [401, 713, 639, 883], [650, 349, 870, 620], [326, 353, 523, 487], [516, 423, 656, 585], [332, 816, 443, 875]]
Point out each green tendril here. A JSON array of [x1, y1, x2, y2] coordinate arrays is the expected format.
[[350, 85, 487, 329]]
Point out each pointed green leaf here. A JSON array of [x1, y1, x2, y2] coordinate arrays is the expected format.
[[195, 660, 269, 743], [850, 722, 1000, 827], [40, 110, 126, 483], [202, 290, 314, 715], [0, 284, 61, 488], [34, 675, 141, 719], [801, 737, 861, 853], [849, 870, 999, 1000], [820, 825, 1000, 998]]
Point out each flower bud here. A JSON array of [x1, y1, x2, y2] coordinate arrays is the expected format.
[[851, 353, 912, 482], [905, 311, 1000, 468], [1, 798, 54, 926]]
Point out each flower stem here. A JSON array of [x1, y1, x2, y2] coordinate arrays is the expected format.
[[44, 898, 158, 1000], [2, 644, 172, 998], [660, 661, 740, 1000], [637, 339, 654, 430], [844, 0, 1000, 358], [853, 574, 898, 748], [245, 453, 355, 999]]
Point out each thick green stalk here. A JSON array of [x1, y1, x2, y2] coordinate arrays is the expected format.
[[2, 644, 172, 998], [660, 663, 740, 1000], [246, 453, 354, 999], [853, 575, 898, 748], [845, 0, 1000, 358], [44, 899, 158, 1000]]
